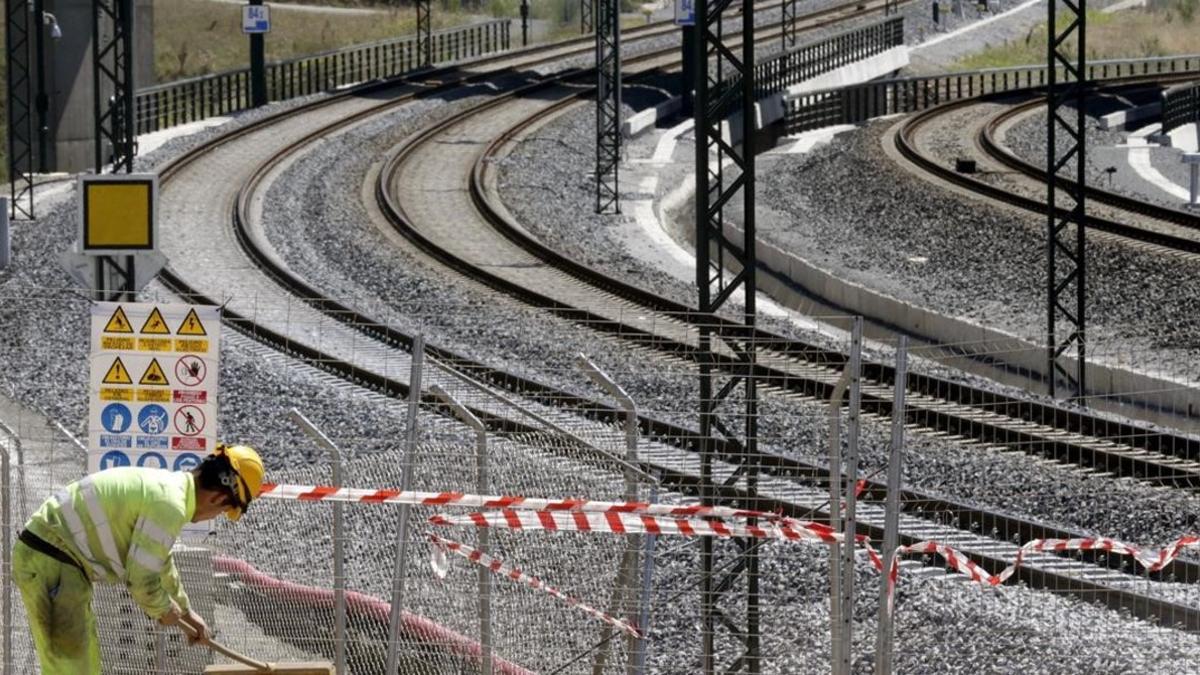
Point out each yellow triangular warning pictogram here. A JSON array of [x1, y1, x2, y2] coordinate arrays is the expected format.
[[176, 308, 207, 336], [102, 357, 133, 385], [138, 358, 169, 386], [140, 307, 171, 335], [103, 306, 134, 334]]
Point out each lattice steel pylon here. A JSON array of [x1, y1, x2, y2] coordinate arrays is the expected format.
[[595, 0, 621, 214], [692, 0, 760, 670], [6, 0, 36, 219], [417, 0, 432, 66], [781, 0, 798, 48], [1045, 0, 1087, 399], [92, 0, 135, 173], [581, 0, 594, 34]]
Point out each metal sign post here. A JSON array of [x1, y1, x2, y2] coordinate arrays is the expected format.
[[60, 173, 164, 301], [244, 1, 270, 107]]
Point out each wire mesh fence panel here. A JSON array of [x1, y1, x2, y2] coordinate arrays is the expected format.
[[2, 283, 1200, 673]]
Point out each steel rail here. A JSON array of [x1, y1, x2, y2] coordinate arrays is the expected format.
[[356, 16, 1200, 625], [448, 89, 1200, 491], [894, 76, 1200, 256], [144, 8, 1200, 636], [978, 87, 1200, 233]]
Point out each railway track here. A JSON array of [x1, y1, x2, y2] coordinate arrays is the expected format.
[[145, 4, 1200, 637], [894, 76, 1200, 256]]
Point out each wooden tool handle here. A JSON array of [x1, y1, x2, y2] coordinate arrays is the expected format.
[[179, 614, 274, 672]]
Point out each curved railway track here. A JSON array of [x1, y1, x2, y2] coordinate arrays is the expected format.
[[894, 76, 1200, 256], [143, 8, 1200, 638]]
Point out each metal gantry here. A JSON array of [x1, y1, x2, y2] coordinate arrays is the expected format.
[[417, 0, 432, 66], [6, 0, 36, 219], [692, 0, 760, 670], [581, 0, 594, 34], [92, 0, 136, 173], [1045, 0, 1087, 399], [781, 0, 798, 49], [595, 0, 621, 214]]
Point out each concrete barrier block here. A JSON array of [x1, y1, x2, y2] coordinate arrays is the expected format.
[[1099, 102, 1161, 131], [622, 96, 682, 138]]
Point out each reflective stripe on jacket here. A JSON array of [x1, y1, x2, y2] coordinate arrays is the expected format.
[[23, 467, 195, 619]]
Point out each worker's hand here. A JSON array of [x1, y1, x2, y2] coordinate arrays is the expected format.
[[181, 609, 211, 645], [156, 603, 182, 628]]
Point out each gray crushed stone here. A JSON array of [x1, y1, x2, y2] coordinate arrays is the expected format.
[[2, 11, 1199, 672]]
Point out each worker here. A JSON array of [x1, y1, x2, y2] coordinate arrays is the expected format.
[[12, 443, 265, 674]]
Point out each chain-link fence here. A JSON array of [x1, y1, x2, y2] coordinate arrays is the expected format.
[[2, 284, 1199, 673]]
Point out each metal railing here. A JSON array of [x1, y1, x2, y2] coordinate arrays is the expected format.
[[1162, 80, 1200, 135], [785, 54, 1200, 134], [134, 19, 512, 135], [754, 16, 904, 100], [710, 16, 904, 120]]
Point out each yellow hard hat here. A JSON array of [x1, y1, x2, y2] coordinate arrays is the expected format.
[[214, 444, 264, 521]]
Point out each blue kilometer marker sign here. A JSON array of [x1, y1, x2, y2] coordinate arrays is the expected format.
[[242, 5, 270, 34]]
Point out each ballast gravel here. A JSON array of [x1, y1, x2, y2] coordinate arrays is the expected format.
[[1000, 89, 1199, 212], [2, 11, 1199, 674], [749, 118, 1200, 381]]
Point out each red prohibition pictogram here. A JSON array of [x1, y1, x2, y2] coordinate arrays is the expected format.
[[175, 355, 206, 387], [173, 405, 205, 436]]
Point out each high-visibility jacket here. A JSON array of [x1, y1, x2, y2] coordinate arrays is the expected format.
[[23, 467, 194, 619]]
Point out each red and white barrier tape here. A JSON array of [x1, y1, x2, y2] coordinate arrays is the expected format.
[[260, 483, 785, 521], [265, 482, 1200, 623], [429, 509, 842, 544], [882, 535, 1200, 615], [428, 534, 642, 639]]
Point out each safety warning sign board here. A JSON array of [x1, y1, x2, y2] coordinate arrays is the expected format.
[[88, 302, 220, 474]]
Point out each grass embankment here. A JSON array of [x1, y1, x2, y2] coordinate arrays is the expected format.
[[954, 0, 1199, 70], [0, 0, 638, 181], [155, 0, 640, 80], [155, 0, 474, 79]]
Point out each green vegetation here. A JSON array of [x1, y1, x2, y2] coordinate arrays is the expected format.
[[154, 0, 641, 81], [953, 1, 1199, 71], [155, 0, 467, 80]]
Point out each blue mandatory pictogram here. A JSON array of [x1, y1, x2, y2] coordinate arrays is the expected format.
[[99, 450, 131, 470], [101, 403, 132, 434], [137, 404, 169, 435], [137, 452, 167, 469], [173, 453, 202, 472]]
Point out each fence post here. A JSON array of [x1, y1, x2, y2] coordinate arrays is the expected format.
[[430, 386, 492, 675], [873, 337, 908, 675], [826, 363, 852, 675], [1, 199, 10, 270], [576, 355, 646, 675], [288, 409, 348, 675], [840, 317, 864, 675], [1, 420, 16, 675], [384, 336, 425, 674]]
